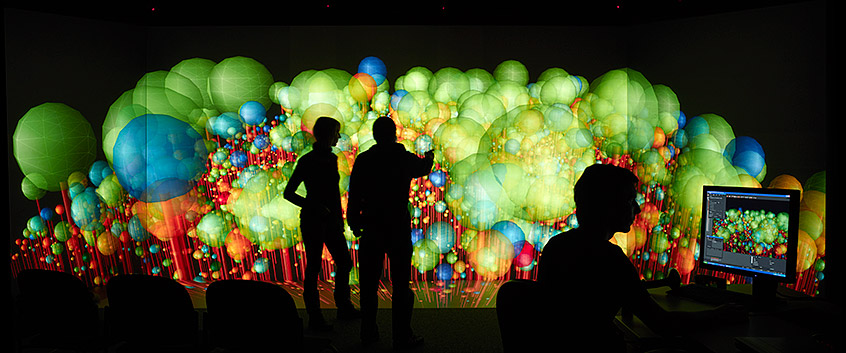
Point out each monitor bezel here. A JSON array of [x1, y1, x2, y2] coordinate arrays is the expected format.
[[698, 185, 800, 283]]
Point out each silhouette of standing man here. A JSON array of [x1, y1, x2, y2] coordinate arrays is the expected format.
[[347, 116, 434, 349], [284, 116, 360, 332], [537, 163, 746, 352]]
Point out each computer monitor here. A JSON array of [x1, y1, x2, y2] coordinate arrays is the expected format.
[[699, 185, 800, 301]]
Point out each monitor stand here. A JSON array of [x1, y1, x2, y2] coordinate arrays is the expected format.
[[750, 277, 784, 311]]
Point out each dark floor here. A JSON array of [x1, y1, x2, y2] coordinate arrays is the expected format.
[[295, 307, 503, 353], [77, 280, 507, 353]]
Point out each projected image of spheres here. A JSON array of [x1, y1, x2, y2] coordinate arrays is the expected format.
[[113, 114, 208, 202]]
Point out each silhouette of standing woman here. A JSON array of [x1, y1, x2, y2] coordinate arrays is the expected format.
[[347, 116, 434, 349], [284, 116, 360, 331]]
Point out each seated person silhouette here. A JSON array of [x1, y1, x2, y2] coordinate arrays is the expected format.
[[284, 116, 360, 331], [537, 163, 746, 351], [347, 116, 434, 349]]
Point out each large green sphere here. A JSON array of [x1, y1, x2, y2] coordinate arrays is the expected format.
[[13, 103, 97, 192], [208, 56, 274, 113], [493, 60, 529, 87], [170, 58, 217, 108]]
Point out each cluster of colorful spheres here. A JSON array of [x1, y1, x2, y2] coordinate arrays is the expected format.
[[713, 209, 790, 259], [12, 55, 826, 291]]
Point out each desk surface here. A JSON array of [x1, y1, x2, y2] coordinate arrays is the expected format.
[[613, 285, 842, 353]]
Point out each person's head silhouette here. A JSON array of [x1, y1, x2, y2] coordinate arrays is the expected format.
[[373, 116, 397, 144], [313, 116, 341, 148], [573, 163, 641, 239]]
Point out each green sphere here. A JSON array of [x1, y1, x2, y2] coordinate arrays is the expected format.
[[208, 56, 274, 113], [493, 60, 529, 86], [21, 177, 46, 200], [13, 103, 97, 192], [170, 57, 217, 108]]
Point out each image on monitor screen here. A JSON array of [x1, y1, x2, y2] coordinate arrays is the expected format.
[[700, 186, 799, 282]]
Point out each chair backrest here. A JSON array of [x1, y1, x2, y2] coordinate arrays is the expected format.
[[205, 279, 304, 351], [105, 274, 198, 345], [496, 279, 547, 352], [15, 269, 99, 335], [497, 279, 629, 352]]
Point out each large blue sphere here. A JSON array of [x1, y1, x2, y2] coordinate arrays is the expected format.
[[425, 221, 456, 254], [239, 101, 267, 126], [358, 56, 387, 86], [725, 136, 766, 177], [491, 220, 526, 258], [112, 114, 208, 202]]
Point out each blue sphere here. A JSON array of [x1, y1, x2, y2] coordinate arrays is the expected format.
[[672, 129, 688, 149], [70, 190, 101, 231], [357, 56, 387, 86], [724, 136, 766, 177], [209, 112, 246, 139], [414, 134, 434, 154], [113, 114, 208, 202], [425, 221, 456, 254], [410, 228, 425, 244], [491, 220, 526, 257], [128, 215, 151, 242], [230, 150, 248, 169], [253, 134, 270, 150], [40, 207, 54, 221], [683, 115, 710, 140], [435, 263, 453, 281], [253, 257, 269, 274], [212, 150, 229, 165], [88, 160, 111, 187], [391, 90, 409, 111], [239, 101, 267, 126], [429, 170, 447, 188], [28, 216, 45, 233]]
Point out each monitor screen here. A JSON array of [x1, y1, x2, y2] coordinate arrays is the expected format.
[[699, 186, 799, 282]]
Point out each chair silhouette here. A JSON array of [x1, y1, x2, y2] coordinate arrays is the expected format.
[[495, 279, 550, 353], [205, 279, 337, 353], [105, 274, 200, 352], [13, 269, 107, 353], [497, 269, 689, 353], [497, 279, 632, 352]]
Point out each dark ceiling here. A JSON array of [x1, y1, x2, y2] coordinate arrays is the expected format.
[[3, 0, 823, 26]]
